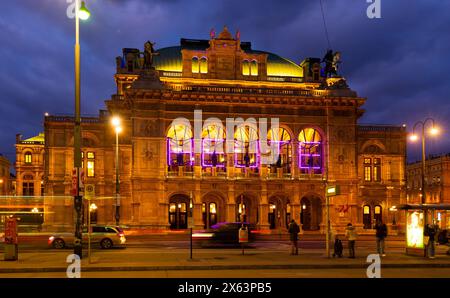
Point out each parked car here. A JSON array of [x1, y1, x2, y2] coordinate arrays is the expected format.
[[48, 225, 126, 249], [193, 222, 256, 247]]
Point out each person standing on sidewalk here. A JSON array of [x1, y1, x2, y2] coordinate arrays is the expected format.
[[288, 219, 300, 255], [345, 223, 357, 258], [425, 224, 437, 259], [375, 220, 388, 256]]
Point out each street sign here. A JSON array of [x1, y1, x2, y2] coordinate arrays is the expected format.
[[326, 185, 340, 197], [85, 184, 95, 199], [79, 169, 85, 189], [71, 168, 78, 196]]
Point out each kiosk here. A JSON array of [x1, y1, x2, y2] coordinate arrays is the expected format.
[[397, 204, 450, 257]]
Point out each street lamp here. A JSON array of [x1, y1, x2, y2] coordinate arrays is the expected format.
[[409, 118, 439, 205], [409, 118, 439, 244], [73, 0, 90, 259], [111, 116, 122, 225]]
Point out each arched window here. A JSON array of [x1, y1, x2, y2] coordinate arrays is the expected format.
[[167, 124, 193, 169], [242, 60, 250, 76], [202, 124, 226, 168], [234, 125, 259, 168], [24, 152, 32, 164], [298, 128, 323, 174], [200, 57, 208, 74], [192, 57, 199, 73], [250, 60, 258, 76], [267, 127, 292, 174]]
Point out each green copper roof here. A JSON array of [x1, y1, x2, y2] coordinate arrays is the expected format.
[[153, 44, 303, 78]]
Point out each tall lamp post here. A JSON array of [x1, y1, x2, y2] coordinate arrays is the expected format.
[[409, 118, 439, 253], [111, 116, 122, 226], [73, 0, 90, 258]]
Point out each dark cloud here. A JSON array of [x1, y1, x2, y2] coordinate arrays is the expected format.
[[0, 0, 449, 163]]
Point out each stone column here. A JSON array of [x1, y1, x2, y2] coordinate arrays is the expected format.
[[292, 141, 299, 179], [258, 183, 270, 229]]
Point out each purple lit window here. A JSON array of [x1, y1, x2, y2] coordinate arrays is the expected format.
[[167, 139, 193, 166], [234, 141, 259, 168], [298, 128, 323, 174], [202, 139, 226, 167]]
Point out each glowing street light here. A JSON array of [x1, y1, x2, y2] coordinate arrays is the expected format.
[[78, 1, 91, 21], [409, 134, 419, 142], [111, 116, 122, 225], [409, 117, 441, 257], [73, 0, 91, 259]]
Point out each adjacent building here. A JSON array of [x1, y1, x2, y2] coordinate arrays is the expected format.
[[407, 153, 450, 228], [16, 28, 407, 232]]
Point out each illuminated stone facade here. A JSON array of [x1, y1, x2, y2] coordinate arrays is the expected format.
[[15, 133, 45, 197], [17, 28, 407, 233]]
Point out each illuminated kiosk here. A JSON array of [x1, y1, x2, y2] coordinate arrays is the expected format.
[[397, 204, 450, 256]]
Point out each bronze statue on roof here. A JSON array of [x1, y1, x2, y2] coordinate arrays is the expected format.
[[142, 41, 159, 69]]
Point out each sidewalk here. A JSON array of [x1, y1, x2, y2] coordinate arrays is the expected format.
[[1, 247, 450, 274]]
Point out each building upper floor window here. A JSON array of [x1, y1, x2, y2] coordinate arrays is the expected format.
[[299, 128, 322, 174], [81, 151, 95, 177], [24, 152, 32, 164], [167, 123, 193, 167], [242, 60, 258, 76], [364, 157, 381, 182], [192, 56, 208, 74]]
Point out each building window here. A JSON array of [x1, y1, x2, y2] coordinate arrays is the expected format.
[[364, 158, 372, 181], [200, 57, 208, 74], [24, 152, 32, 164], [234, 125, 259, 168], [192, 57, 199, 73], [299, 128, 322, 174], [86, 152, 95, 177], [242, 60, 250, 76], [267, 127, 292, 174], [202, 124, 226, 168], [167, 124, 193, 170], [250, 60, 258, 76], [23, 182, 34, 196], [373, 158, 381, 182]]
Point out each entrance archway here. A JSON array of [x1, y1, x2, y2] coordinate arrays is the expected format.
[[202, 193, 225, 229], [300, 195, 322, 231], [236, 194, 257, 224], [168, 194, 190, 229]]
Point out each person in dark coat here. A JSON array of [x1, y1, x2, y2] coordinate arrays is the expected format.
[[333, 235, 343, 258], [288, 219, 300, 255], [375, 220, 388, 256], [425, 224, 437, 259]]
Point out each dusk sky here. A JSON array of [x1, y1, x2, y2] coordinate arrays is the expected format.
[[1, 0, 449, 164]]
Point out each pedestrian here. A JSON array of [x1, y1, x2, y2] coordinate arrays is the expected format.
[[288, 219, 300, 255], [375, 220, 388, 256], [345, 223, 357, 258], [425, 224, 437, 259], [333, 234, 343, 258]]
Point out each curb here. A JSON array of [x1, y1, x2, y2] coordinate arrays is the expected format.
[[2, 262, 450, 273]]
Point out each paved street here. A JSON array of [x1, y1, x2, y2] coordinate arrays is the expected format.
[[2, 268, 450, 278]]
